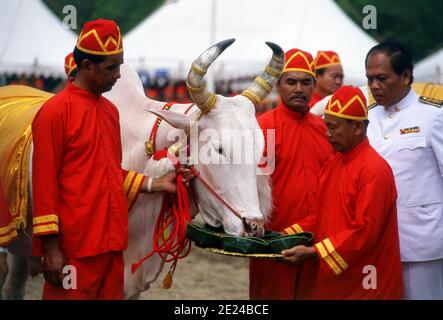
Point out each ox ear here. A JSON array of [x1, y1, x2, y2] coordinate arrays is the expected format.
[[148, 109, 191, 131]]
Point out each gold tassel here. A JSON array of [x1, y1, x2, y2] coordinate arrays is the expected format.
[[162, 270, 173, 289], [145, 139, 154, 156]]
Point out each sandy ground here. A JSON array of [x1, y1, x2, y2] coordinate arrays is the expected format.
[[22, 246, 250, 300]]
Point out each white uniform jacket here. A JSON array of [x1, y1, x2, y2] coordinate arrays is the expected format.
[[368, 89, 443, 262]]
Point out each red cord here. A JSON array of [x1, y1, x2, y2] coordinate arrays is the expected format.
[[188, 166, 242, 220], [131, 163, 244, 276], [131, 172, 192, 274]]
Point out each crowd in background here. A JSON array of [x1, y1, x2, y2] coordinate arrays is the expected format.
[[0, 73, 65, 92], [0, 71, 278, 116]]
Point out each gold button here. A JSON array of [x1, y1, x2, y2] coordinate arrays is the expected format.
[[384, 134, 389, 140]]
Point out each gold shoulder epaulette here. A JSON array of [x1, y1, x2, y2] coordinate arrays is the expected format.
[[419, 96, 443, 108], [368, 103, 377, 110]]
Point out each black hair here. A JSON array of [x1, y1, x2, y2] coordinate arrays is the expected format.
[[69, 69, 78, 78], [365, 40, 414, 84], [315, 68, 326, 77], [277, 73, 316, 85], [345, 119, 370, 130], [73, 46, 105, 69]]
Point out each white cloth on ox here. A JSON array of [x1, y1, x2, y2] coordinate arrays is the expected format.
[[402, 259, 443, 300]]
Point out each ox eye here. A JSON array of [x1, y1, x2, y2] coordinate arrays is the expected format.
[[214, 142, 223, 155]]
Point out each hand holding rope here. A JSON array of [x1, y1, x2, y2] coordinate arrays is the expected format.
[[131, 164, 195, 289]]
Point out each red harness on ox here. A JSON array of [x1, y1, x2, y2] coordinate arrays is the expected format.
[[131, 102, 194, 288], [131, 102, 245, 288]]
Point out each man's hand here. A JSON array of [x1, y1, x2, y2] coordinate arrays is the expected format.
[[281, 245, 317, 264], [151, 171, 177, 193], [177, 166, 195, 186], [149, 166, 196, 194], [41, 236, 66, 287]]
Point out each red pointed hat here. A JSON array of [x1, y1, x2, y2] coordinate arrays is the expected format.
[[314, 50, 341, 70], [283, 48, 315, 77], [324, 86, 368, 120], [76, 19, 123, 55], [64, 52, 77, 77]]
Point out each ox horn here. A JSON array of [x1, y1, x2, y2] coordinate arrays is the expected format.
[[241, 42, 284, 107], [186, 38, 236, 113]]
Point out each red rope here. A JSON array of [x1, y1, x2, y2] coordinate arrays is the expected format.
[[131, 157, 244, 280], [131, 171, 192, 275], [188, 166, 243, 220]]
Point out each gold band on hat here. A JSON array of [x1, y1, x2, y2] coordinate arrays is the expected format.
[[76, 27, 123, 56]]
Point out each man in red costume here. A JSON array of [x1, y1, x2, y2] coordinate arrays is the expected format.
[[282, 86, 403, 299], [309, 50, 344, 108], [249, 49, 334, 299], [63, 51, 160, 214], [32, 19, 181, 300]]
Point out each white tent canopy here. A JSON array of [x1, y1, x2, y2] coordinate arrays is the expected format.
[[0, 0, 77, 76], [124, 0, 377, 85], [414, 48, 443, 84]]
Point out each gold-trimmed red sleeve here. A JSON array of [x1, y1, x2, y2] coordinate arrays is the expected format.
[[33, 214, 59, 236], [322, 238, 349, 271], [123, 171, 146, 211], [123, 170, 135, 195], [283, 223, 304, 235], [0, 221, 18, 246], [314, 238, 349, 276]]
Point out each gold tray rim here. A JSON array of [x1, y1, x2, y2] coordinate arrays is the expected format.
[[202, 247, 284, 260]]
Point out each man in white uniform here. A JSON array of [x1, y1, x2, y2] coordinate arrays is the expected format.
[[365, 41, 443, 300]]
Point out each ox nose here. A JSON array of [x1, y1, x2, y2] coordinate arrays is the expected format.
[[242, 218, 265, 238]]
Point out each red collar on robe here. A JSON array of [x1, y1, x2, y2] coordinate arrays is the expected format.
[[68, 82, 101, 101], [309, 91, 324, 108], [340, 137, 370, 163], [278, 103, 310, 120]]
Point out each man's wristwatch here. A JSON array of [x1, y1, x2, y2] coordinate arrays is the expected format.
[[0, 247, 8, 255]]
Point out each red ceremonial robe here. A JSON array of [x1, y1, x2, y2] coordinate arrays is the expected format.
[[250, 104, 333, 299], [31, 83, 144, 259], [285, 138, 403, 299]]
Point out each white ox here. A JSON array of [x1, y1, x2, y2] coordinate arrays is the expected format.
[[2, 39, 283, 299]]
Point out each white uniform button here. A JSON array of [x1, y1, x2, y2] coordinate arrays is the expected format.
[[384, 134, 389, 140], [388, 114, 394, 118]]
